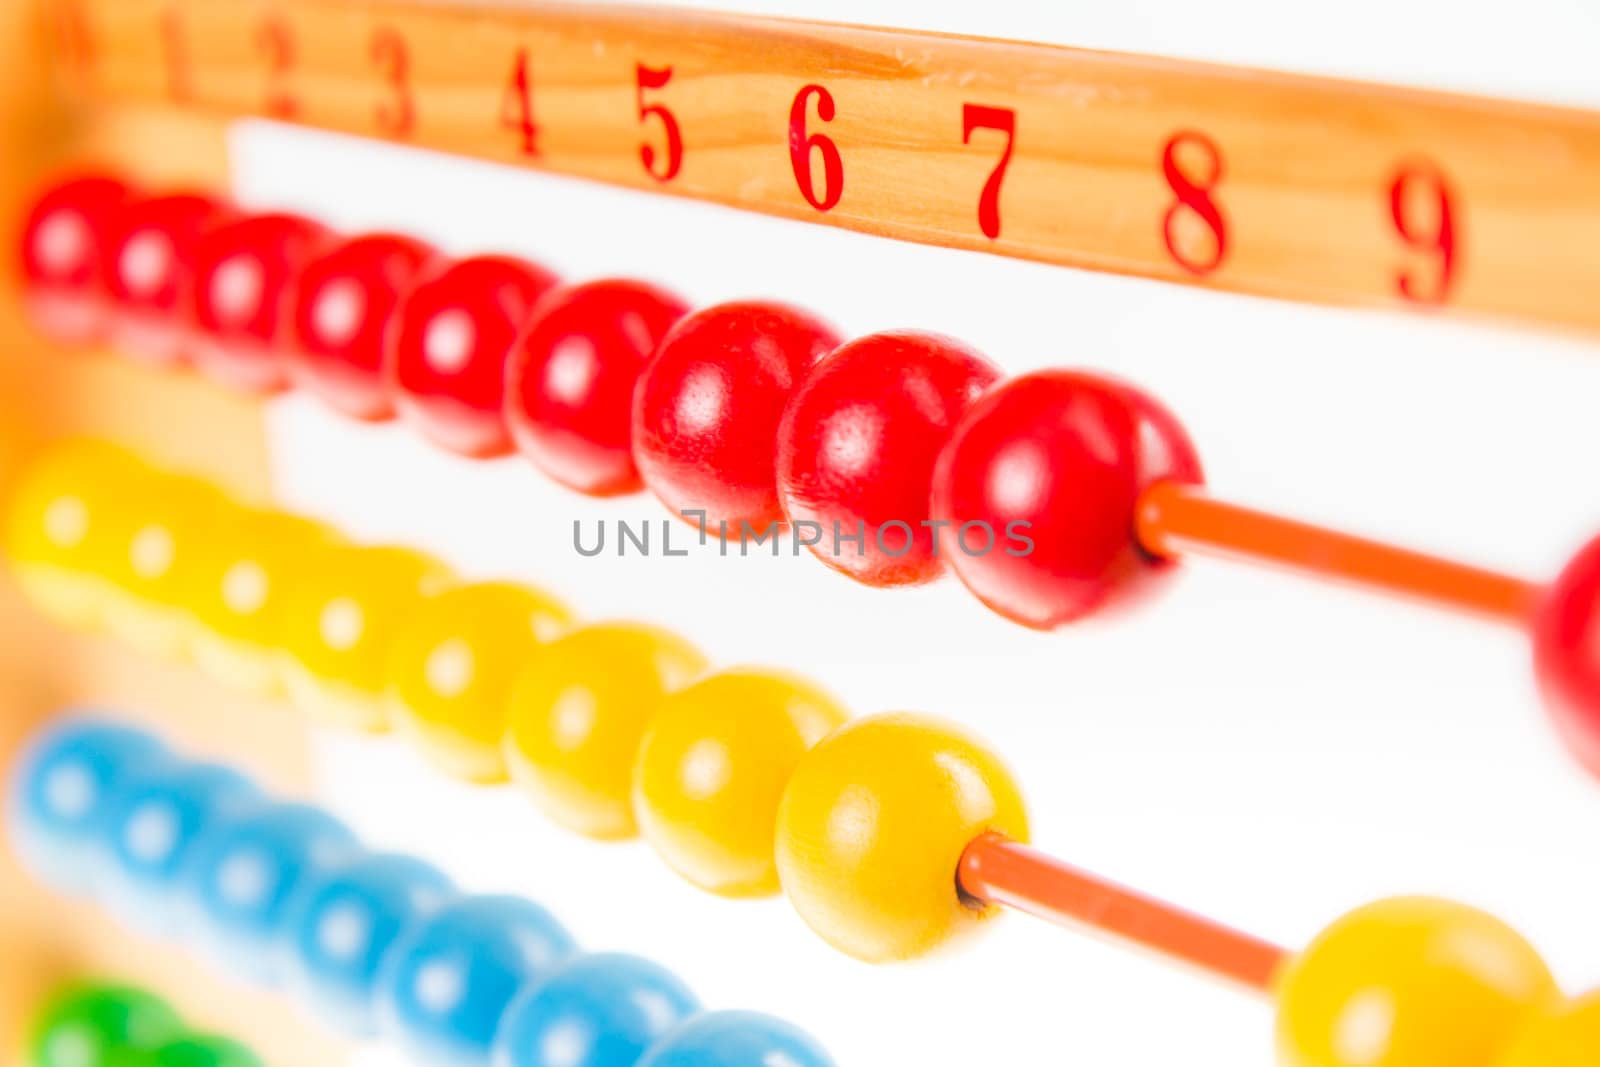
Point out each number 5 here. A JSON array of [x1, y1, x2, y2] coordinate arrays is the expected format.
[[962, 104, 1015, 240], [636, 64, 683, 183]]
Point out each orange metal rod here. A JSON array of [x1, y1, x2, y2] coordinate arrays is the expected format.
[[1136, 482, 1541, 626], [959, 834, 1288, 994]]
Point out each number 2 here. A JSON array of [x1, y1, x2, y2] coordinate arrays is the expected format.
[[962, 104, 1015, 240], [636, 64, 683, 182], [1389, 163, 1458, 304], [256, 16, 297, 119]]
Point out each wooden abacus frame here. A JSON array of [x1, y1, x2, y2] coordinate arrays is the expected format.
[[5, 0, 1600, 1062], [53, 0, 1600, 337]]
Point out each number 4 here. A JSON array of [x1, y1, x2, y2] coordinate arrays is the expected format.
[[962, 104, 1015, 240], [502, 48, 538, 156]]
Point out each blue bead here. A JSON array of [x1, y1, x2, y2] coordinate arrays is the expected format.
[[99, 760, 260, 934], [183, 801, 359, 983], [378, 895, 578, 1067], [287, 853, 456, 1036], [7, 715, 167, 894], [636, 1012, 835, 1067], [491, 953, 700, 1067]]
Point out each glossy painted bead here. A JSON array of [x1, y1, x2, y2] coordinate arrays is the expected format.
[[4, 440, 148, 629], [1275, 897, 1558, 1067], [634, 669, 848, 897], [184, 801, 359, 983], [28, 986, 183, 1067], [491, 953, 700, 1067], [287, 853, 456, 1035], [7, 717, 167, 894], [635, 1012, 834, 1067], [105, 192, 232, 366], [932, 370, 1204, 629], [288, 233, 436, 419], [386, 581, 572, 782], [279, 545, 454, 732], [99, 471, 230, 661], [632, 301, 842, 533], [189, 212, 332, 393], [99, 760, 259, 935], [149, 1035, 265, 1067], [505, 279, 689, 496], [1532, 534, 1600, 780], [183, 508, 340, 697], [775, 713, 1030, 962], [777, 331, 1000, 587], [18, 174, 129, 344], [378, 895, 577, 1067], [1496, 991, 1600, 1067], [504, 623, 707, 839], [387, 255, 560, 457]]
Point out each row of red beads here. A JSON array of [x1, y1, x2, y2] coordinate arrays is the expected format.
[[19, 173, 1206, 629]]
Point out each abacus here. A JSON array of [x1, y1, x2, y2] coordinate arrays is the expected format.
[[3, 2, 1600, 1067]]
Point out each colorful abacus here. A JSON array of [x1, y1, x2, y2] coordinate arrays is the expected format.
[[6, 442, 1600, 1065], [27, 982, 265, 1067], [17, 173, 1600, 783], [9, 716, 834, 1067]]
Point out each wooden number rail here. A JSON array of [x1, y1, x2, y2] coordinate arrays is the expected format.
[[51, 0, 1600, 336]]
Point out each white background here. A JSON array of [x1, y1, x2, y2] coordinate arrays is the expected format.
[[231, 2, 1600, 1064]]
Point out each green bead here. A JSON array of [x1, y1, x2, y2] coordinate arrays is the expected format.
[[30, 987, 184, 1067], [148, 1035, 264, 1067]]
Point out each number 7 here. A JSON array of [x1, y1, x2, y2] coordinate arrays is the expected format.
[[962, 103, 1015, 240]]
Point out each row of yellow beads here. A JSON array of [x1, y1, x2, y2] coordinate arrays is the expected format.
[[2, 439, 1030, 963], [6, 440, 1599, 1065]]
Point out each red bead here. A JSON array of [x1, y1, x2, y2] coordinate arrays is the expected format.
[[931, 370, 1204, 629], [386, 255, 560, 457], [776, 331, 1001, 587], [189, 212, 333, 394], [288, 233, 436, 420], [18, 174, 130, 345], [632, 301, 841, 533], [505, 279, 689, 496], [104, 192, 233, 367], [1532, 535, 1600, 779]]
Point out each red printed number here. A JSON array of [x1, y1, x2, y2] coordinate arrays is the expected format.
[[160, 9, 190, 102], [256, 16, 297, 119], [962, 104, 1015, 240], [501, 48, 539, 156], [789, 84, 843, 212], [636, 64, 683, 182], [1161, 131, 1228, 275], [1389, 163, 1458, 304], [57, 1, 94, 77], [371, 28, 414, 137]]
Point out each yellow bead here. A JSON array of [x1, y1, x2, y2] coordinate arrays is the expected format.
[[504, 623, 706, 840], [184, 507, 342, 697], [5, 440, 147, 629], [634, 669, 848, 898], [100, 471, 230, 661], [774, 712, 1030, 962], [279, 545, 455, 732], [1275, 897, 1559, 1067], [1496, 991, 1600, 1067], [386, 581, 572, 782]]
